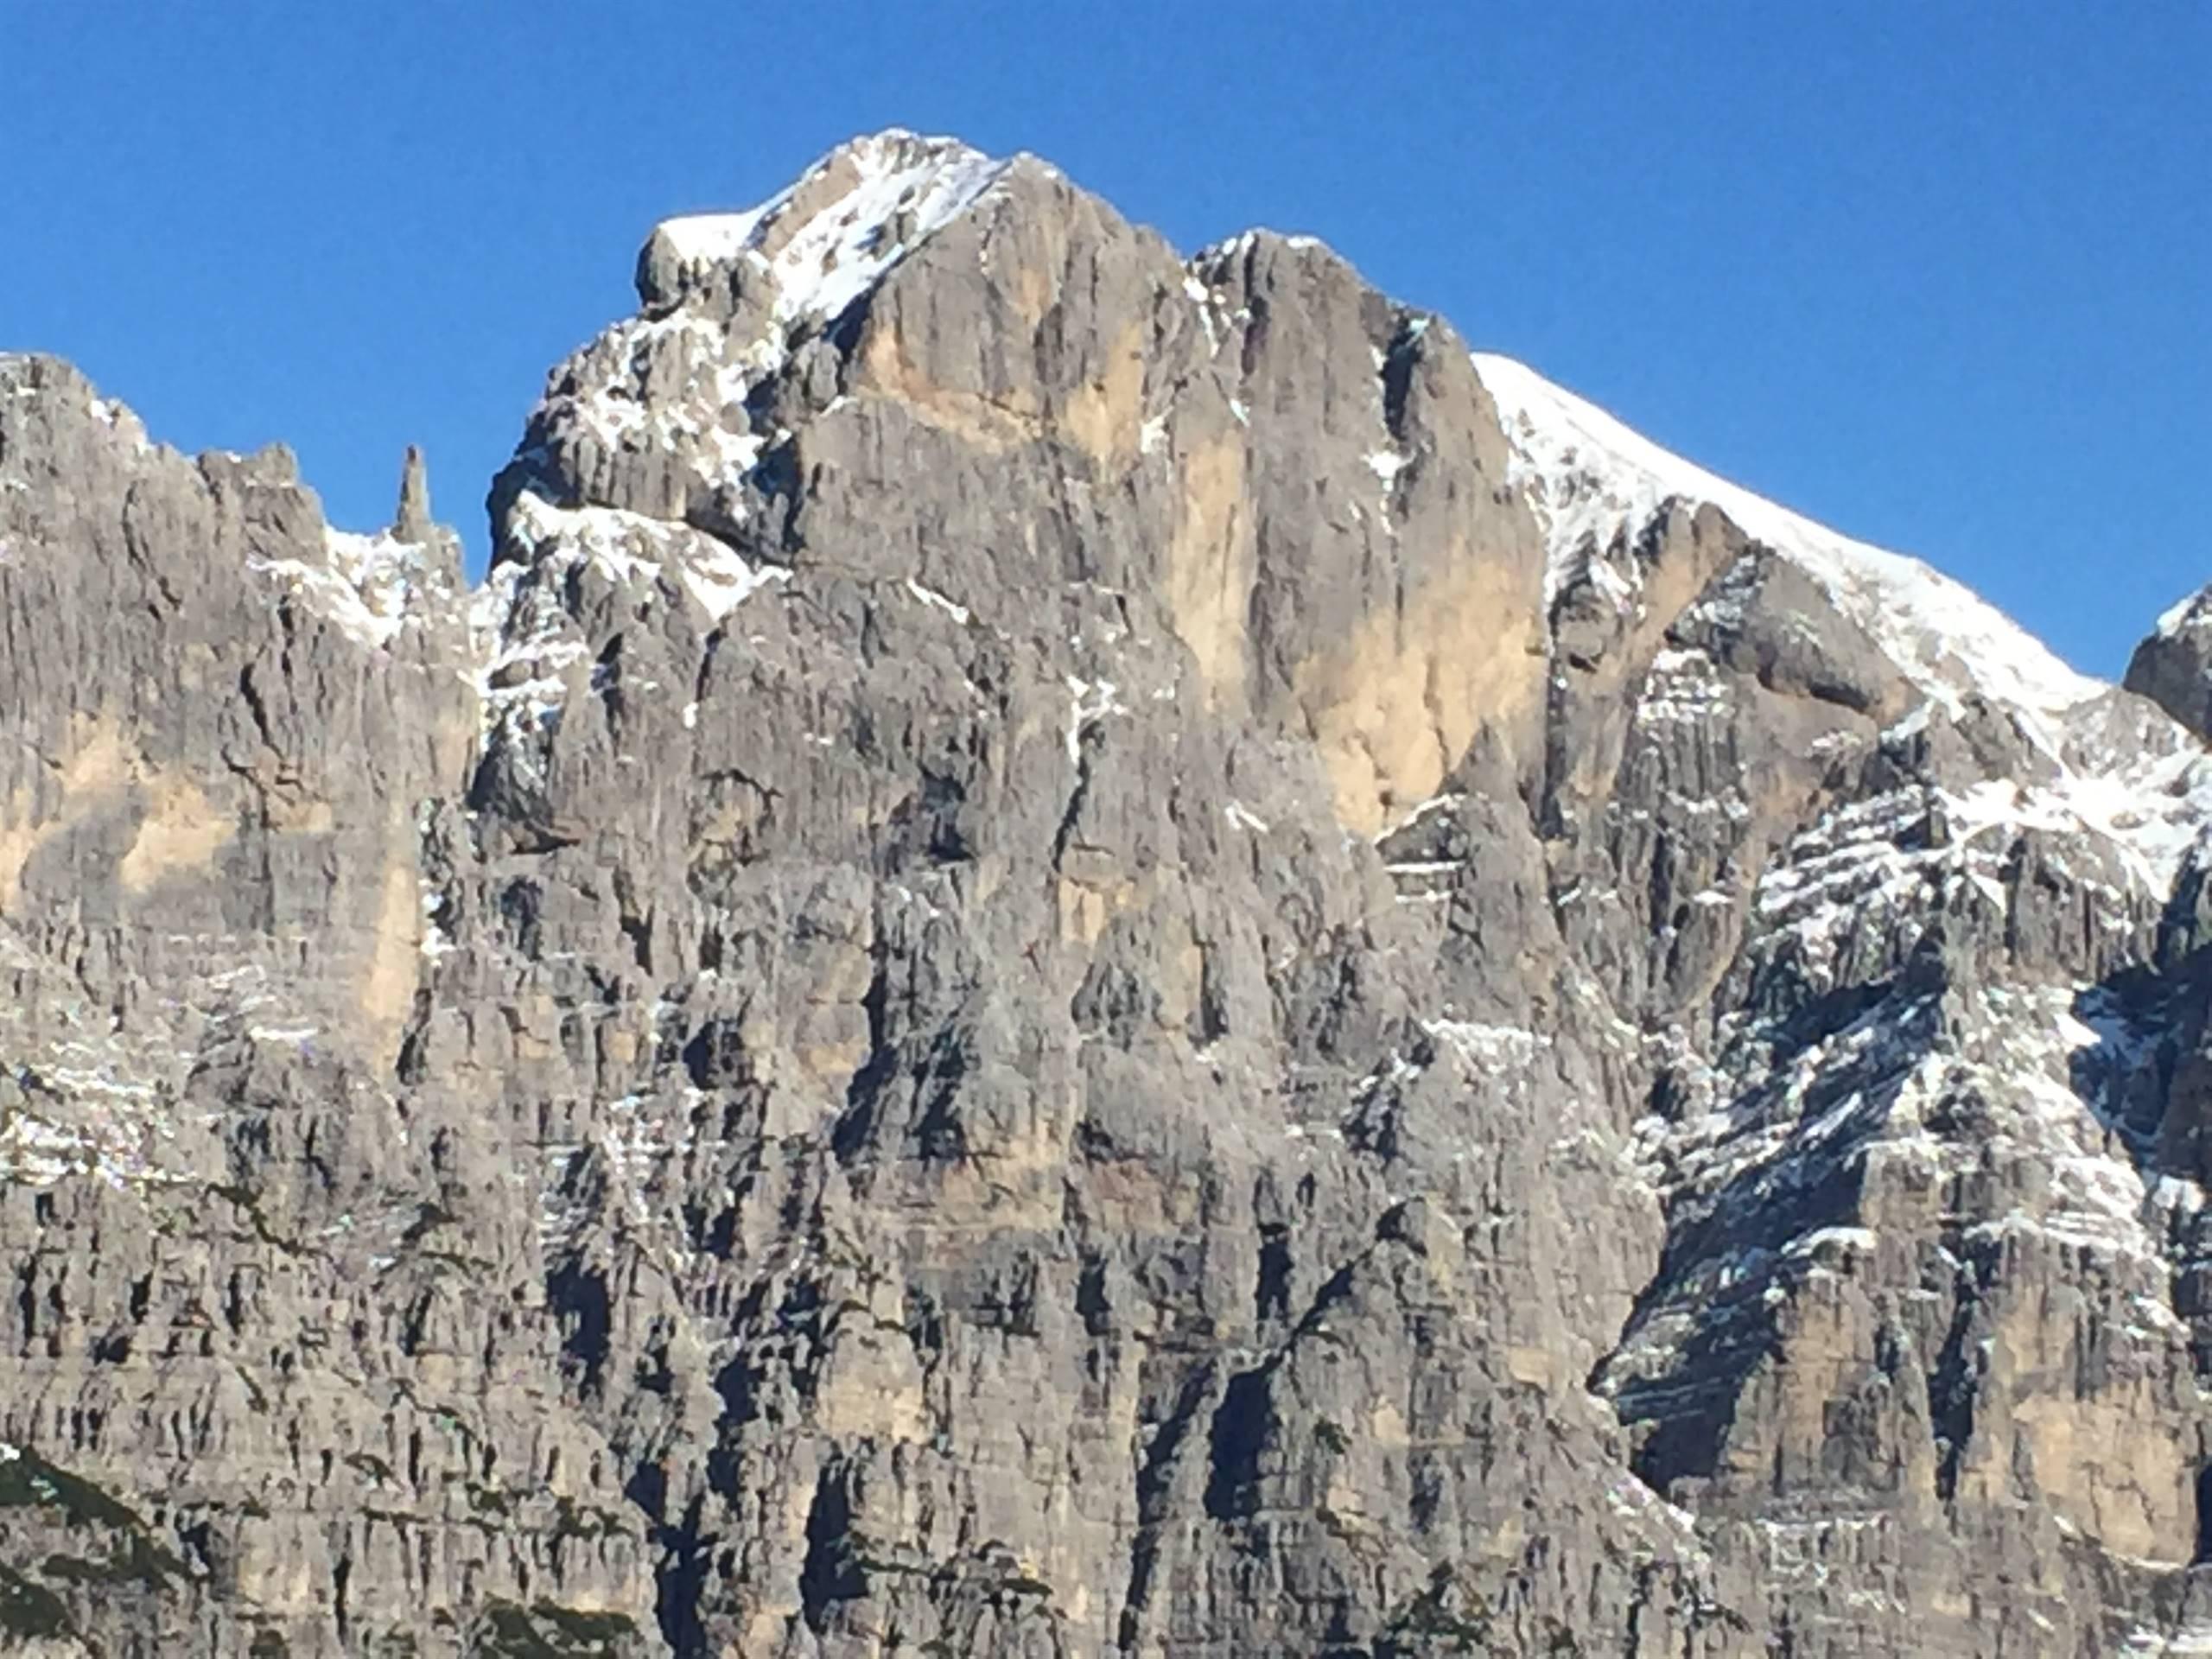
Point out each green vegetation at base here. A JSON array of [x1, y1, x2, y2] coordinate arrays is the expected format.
[[468, 1600, 638, 1659], [0, 1449, 144, 1531], [0, 1563, 72, 1641], [0, 1448, 184, 1586]]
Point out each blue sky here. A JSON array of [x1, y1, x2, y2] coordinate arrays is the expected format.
[[3, 2, 2204, 675]]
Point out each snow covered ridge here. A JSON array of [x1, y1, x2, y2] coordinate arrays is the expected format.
[[646, 128, 1019, 327], [1471, 352, 2103, 731], [1474, 350, 2212, 894], [2154, 584, 2212, 643]]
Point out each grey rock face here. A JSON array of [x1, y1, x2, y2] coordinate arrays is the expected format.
[[3, 130, 2212, 1656], [395, 444, 437, 546], [2127, 586, 2212, 739]]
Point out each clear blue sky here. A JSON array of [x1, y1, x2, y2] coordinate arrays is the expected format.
[[3, 2, 2204, 676]]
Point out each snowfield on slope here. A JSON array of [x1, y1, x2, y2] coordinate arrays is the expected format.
[[1471, 351, 2102, 729]]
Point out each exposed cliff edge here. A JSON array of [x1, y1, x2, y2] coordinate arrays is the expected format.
[[4, 129, 2212, 1656]]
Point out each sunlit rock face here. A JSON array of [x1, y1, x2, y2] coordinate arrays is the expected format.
[[4, 130, 2212, 1656]]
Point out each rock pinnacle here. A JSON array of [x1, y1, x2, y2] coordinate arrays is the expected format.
[[394, 443, 434, 543]]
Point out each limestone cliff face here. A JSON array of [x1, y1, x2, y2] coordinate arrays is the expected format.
[[3, 130, 2212, 1656]]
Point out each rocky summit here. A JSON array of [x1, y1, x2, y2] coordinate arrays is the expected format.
[[3, 127, 2212, 1657]]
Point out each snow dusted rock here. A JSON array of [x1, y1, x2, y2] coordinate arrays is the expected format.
[[4, 131, 2212, 1656], [2128, 583, 2212, 740]]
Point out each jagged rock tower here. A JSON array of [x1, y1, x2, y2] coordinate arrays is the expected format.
[[3, 130, 2212, 1656]]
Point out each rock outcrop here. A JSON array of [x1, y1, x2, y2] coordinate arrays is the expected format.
[[2126, 588, 2212, 741], [3, 128, 2212, 1656]]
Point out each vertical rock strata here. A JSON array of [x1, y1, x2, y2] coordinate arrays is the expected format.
[[3, 130, 2212, 1655]]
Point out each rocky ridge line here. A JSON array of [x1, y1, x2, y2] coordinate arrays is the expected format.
[[3, 129, 2212, 1656]]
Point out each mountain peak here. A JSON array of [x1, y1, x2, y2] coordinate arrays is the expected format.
[[2125, 582, 2212, 738], [16, 129, 2212, 1658], [636, 129, 1020, 324]]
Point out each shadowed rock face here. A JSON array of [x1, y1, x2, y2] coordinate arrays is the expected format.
[[2128, 589, 2212, 741], [3, 129, 2212, 1656]]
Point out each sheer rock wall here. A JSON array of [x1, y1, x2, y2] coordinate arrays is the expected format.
[[3, 132, 2212, 1657]]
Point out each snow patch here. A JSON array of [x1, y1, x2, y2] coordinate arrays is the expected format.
[[681, 540, 789, 620], [249, 525, 448, 652], [1064, 676, 1127, 764], [1421, 1019, 1539, 1069], [904, 577, 971, 626], [1224, 800, 1270, 835], [2155, 587, 2212, 639]]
